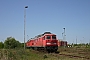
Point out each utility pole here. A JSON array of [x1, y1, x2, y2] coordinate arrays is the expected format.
[[72, 40, 74, 47], [63, 28, 66, 48], [83, 37, 84, 44], [24, 6, 28, 49], [62, 33, 63, 40], [76, 36, 77, 45], [89, 39, 90, 45]]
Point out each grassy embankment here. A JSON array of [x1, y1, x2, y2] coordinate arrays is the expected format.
[[0, 46, 90, 60]]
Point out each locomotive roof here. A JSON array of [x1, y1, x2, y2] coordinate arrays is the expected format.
[[44, 32, 51, 34], [34, 32, 51, 38], [30, 32, 56, 39]]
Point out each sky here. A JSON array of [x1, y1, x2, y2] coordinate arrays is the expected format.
[[0, 0, 90, 44]]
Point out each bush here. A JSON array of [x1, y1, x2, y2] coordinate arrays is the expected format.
[[0, 42, 4, 49], [4, 37, 21, 49]]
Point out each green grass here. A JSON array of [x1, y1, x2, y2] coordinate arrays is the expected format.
[[58, 46, 90, 59], [0, 48, 90, 60]]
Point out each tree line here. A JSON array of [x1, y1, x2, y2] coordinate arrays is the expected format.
[[0, 37, 24, 49], [0, 37, 90, 49]]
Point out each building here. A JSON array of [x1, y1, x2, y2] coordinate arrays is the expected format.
[[58, 39, 67, 47]]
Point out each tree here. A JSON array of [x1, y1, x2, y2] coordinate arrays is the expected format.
[[0, 42, 4, 49], [21, 43, 24, 47], [4, 37, 21, 49]]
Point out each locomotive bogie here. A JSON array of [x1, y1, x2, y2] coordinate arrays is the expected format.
[[45, 46, 58, 52]]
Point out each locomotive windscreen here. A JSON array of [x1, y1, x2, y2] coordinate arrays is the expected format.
[[52, 35, 56, 39], [46, 36, 51, 39]]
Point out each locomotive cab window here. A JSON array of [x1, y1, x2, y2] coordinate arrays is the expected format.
[[46, 36, 51, 39], [52, 35, 56, 39]]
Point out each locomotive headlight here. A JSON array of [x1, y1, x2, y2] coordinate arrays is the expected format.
[[46, 43, 57, 44], [46, 43, 51, 44]]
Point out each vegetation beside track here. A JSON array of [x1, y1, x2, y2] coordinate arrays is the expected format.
[[0, 47, 90, 60], [57, 46, 90, 60], [0, 37, 90, 60], [0, 49, 64, 60]]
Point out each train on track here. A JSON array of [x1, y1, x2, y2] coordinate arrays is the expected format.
[[26, 32, 58, 52]]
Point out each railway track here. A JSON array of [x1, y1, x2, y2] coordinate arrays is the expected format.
[[30, 49, 90, 60], [50, 52, 90, 60]]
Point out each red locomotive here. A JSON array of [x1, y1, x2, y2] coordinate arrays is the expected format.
[[26, 32, 58, 52]]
